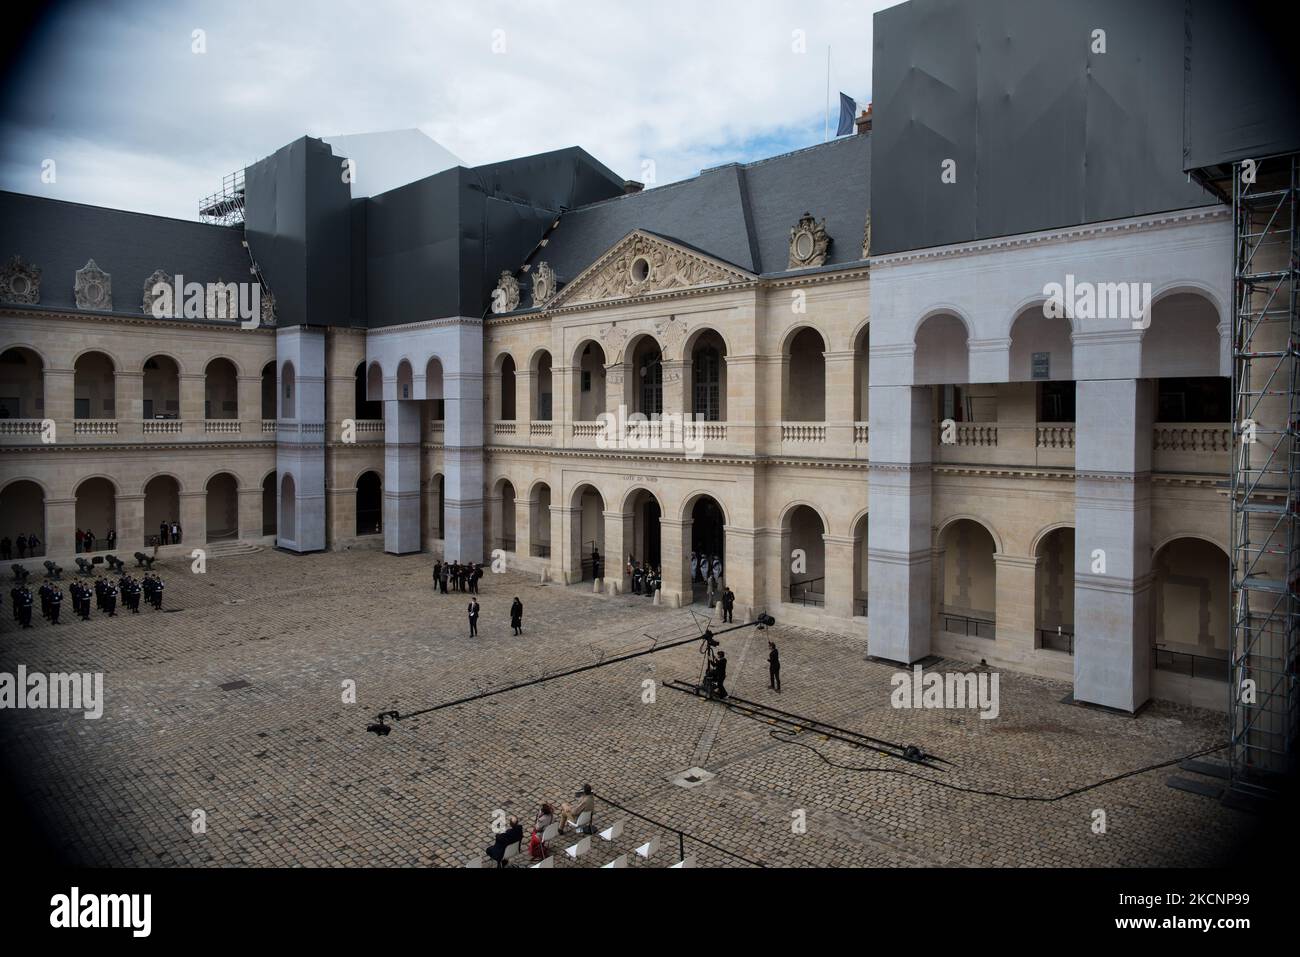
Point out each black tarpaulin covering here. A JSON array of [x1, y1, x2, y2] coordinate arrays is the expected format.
[[244, 136, 353, 328], [870, 0, 1214, 257], [1183, 0, 1300, 171]]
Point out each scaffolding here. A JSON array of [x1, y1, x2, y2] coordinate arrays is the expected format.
[[199, 168, 246, 226], [1229, 152, 1299, 793]]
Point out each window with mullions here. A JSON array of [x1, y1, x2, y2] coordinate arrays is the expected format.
[[639, 351, 663, 416], [693, 346, 722, 421]]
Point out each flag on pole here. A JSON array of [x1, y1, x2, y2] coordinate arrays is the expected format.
[[835, 92, 857, 136]]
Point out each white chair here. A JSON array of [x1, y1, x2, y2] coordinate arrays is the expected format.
[[499, 839, 523, 867], [541, 821, 560, 842], [572, 810, 593, 835]]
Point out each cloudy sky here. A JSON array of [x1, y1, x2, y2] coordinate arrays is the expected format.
[[1, 0, 901, 221]]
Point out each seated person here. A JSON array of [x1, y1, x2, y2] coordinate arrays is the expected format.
[[529, 803, 555, 859], [560, 784, 595, 834], [486, 815, 523, 867]]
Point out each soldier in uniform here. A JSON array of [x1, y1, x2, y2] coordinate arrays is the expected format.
[[48, 585, 62, 624], [103, 581, 118, 617], [38, 581, 51, 620], [18, 585, 34, 628], [94, 577, 106, 611], [151, 575, 165, 610]]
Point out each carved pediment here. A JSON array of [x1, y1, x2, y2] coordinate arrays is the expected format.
[[530, 261, 557, 308], [0, 255, 41, 304], [788, 213, 830, 269], [551, 231, 753, 309], [490, 270, 521, 314], [75, 258, 112, 311], [142, 269, 173, 315]]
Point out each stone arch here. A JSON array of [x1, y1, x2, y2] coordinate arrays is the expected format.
[[395, 357, 414, 401], [424, 355, 445, 403], [1140, 291, 1222, 379], [913, 310, 970, 386], [782, 502, 827, 605], [261, 470, 277, 536], [1009, 304, 1073, 382], [783, 326, 827, 421], [529, 348, 553, 420], [73, 349, 117, 420], [280, 472, 297, 540], [572, 339, 607, 421], [261, 361, 278, 419], [365, 360, 383, 403], [355, 469, 382, 535], [205, 470, 240, 542], [1034, 525, 1075, 650], [685, 327, 728, 421], [75, 476, 118, 544], [142, 353, 181, 419], [570, 481, 607, 581], [1151, 536, 1230, 677], [496, 352, 517, 420], [853, 322, 870, 421], [142, 473, 181, 547], [0, 478, 46, 553], [624, 333, 665, 416], [204, 356, 240, 419], [281, 360, 297, 418], [0, 346, 45, 420]]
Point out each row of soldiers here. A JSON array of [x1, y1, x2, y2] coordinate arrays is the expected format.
[[5, 573, 165, 627], [627, 558, 662, 596], [433, 560, 484, 594]]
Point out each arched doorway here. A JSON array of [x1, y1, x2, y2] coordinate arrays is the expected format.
[[573, 340, 607, 421], [261, 362, 277, 420], [626, 488, 662, 570], [75, 477, 117, 547], [687, 331, 727, 421], [689, 495, 726, 603], [1035, 527, 1075, 652], [74, 351, 116, 420], [936, 519, 997, 639], [530, 482, 551, 557], [281, 361, 297, 418], [143, 475, 180, 547], [532, 351, 553, 421], [206, 472, 239, 542], [784, 504, 826, 605], [1151, 537, 1230, 683], [572, 484, 605, 581], [784, 328, 826, 420], [851, 513, 868, 617], [853, 326, 869, 422], [356, 362, 381, 418], [496, 479, 517, 551], [0, 480, 45, 556], [498, 354, 517, 420], [627, 335, 664, 416], [431, 473, 445, 541], [280, 473, 297, 542], [356, 470, 382, 535], [914, 313, 969, 386], [261, 472, 276, 535], [142, 354, 180, 420], [204, 358, 238, 419], [0, 347, 44, 420]]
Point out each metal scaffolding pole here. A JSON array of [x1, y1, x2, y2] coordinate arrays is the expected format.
[[1229, 152, 1299, 793]]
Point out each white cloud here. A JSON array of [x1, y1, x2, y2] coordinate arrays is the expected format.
[[1, 0, 900, 218]]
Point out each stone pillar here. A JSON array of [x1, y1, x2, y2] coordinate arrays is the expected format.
[[179, 490, 206, 549], [823, 350, 857, 451], [823, 533, 857, 620], [45, 496, 75, 560], [276, 327, 327, 552], [115, 370, 143, 440], [558, 505, 582, 584], [442, 325, 484, 563], [604, 509, 633, 592], [181, 372, 205, 425], [662, 359, 688, 418], [866, 385, 933, 663], [116, 494, 144, 554], [237, 374, 261, 433], [1073, 378, 1153, 712], [238, 486, 262, 540], [659, 518, 690, 608], [382, 399, 421, 555], [44, 368, 74, 442], [514, 498, 532, 558], [515, 369, 534, 431], [722, 524, 758, 621], [994, 553, 1039, 654]]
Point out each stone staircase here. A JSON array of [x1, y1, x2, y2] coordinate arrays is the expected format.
[[202, 540, 264, 559]]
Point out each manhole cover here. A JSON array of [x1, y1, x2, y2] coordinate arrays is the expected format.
[[669, 766, 716, 789], [219, 679, 252, 692]]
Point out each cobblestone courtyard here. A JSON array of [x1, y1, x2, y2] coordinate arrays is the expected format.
[[0, 547, 1252, 867]]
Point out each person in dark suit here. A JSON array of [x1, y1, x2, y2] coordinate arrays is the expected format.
[[768, 641, 781, 692], [722, 587, 735, 624], [433, 561, 442, 592], [485, 815, 523, 868], [467, 598, 480, 637], [510, 597, 523, 635]]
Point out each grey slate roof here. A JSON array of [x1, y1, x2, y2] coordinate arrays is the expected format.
[[519, 132, 871, 298], [0, 190, 252, 320]]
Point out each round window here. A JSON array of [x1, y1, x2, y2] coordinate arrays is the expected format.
[[10, 275, 29, 296], [794, 231, 814, 261], [631, 257, 650, 282]]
